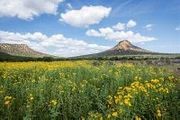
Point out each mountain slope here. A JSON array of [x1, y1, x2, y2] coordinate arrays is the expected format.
[[0, 43, 48, 57], [100, 40, 154, 55], [78, 40, 157, 58]]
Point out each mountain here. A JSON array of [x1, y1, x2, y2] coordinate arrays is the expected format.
[[0, 43, 48, 57], [101, 40, 153, 55], [78, 40, 156, 58]]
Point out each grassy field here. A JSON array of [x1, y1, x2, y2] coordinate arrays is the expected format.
[[0, 61, 179, 119]]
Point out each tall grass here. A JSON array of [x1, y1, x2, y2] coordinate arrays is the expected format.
[[0, 61, 179, 119]]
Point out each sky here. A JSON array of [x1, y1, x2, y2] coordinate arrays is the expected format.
[[0, 0, 180, 57]]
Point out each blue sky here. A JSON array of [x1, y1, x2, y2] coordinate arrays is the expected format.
[[0, 0, 179, 57]]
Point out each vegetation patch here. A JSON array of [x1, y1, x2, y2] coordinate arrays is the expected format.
[[0, 61, 179, 119]]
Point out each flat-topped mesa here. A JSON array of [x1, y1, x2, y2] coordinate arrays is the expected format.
[[0, 43, 48, 57], [0, 43, 31, 50], [0, 43, 32, 52]]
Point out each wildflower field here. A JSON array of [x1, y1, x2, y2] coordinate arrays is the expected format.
[[0, 61, 179, 119]]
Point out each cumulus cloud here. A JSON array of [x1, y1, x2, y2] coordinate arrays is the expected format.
[[0, 0, 63, 20], [127, 20, 137, 28], [86, 29, 102, 37], [144, 24, 153, 31], [112, 20, 136, 31], [60, 5, 112, 27], [112, 22, 126, 31], [0, 31, 110, 57], [86, 28, 155, 43], [86, 20, 156, 43]]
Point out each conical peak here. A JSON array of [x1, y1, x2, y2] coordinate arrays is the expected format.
[[118, 40, 131, 44], [114, 40, 133, 50], [118, 40, 131, 46]]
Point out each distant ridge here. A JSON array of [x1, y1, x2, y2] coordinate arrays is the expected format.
[[0, 43, 48, 57]]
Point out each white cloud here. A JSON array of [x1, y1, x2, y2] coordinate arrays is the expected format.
[[86, 29, 102, 37], [60, 5, 112, 27], [99, 27, 114, 36], [86, 29, 156, 43], [0, 0, 63, 20], [144, 24, 153, 31], [127, 20, 137, 28], [112, 20, 136, 31], [86, 20, 156, 43], [0, 31, 110, 57], [175, 26, 180, 31], [112, 22, 126, 31]]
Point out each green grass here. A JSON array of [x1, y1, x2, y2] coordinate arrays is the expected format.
[[0, 61, 179, 119]]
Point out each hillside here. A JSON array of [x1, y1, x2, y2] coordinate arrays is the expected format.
[[0, 43, 48, 57], [78, 40, 157, 58], [100, 40, 154, 55]]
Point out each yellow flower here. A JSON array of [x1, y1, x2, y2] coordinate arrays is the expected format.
[[124, 98, 131, 107], [4, 96, 13, 107], [107, 114, 111, 119], [4, 96, 12, 100], [4, 100, 10, 106], [145, 83, 153, 88], [50, 100, 58, 106], [158, 87, 169, 94], [157, 109, 162, 117], [151, 79, 159, 84], [30, 96, 34, 101], [114, 95, 122, 104], [28, 94, 34, 101], [135, 115, 142, 120], [107, 95, 113, 105], [112, 111, 118, 117]]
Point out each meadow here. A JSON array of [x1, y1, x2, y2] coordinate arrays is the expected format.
[[0, 61, 179, 120]]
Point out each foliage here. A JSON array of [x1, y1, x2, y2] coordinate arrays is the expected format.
[[0, 61, 179, 119]]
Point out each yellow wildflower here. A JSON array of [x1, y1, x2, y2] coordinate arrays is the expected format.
[[4, 100, 10, 106], [29, 94, 34, 101], [151, 79, 159, 84], [135, 115, 142, 120], [50, 100, 58, 106], [107, 114, 111, 118], [114, 95, 122, 104], [4, 95, 13, 107], [4, 96, 12, 100], [124, 98, 131, 107], [112, 111, 118, 117], [157, 109, 162, 117]]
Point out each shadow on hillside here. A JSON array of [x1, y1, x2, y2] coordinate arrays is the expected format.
[[0, 52, 57, 62]]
